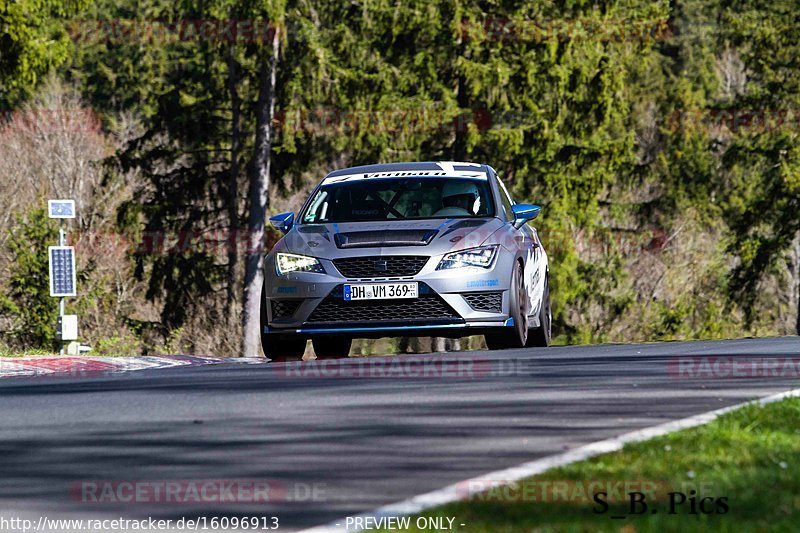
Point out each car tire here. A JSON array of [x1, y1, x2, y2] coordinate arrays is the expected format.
[[312, 337, 352, 359], [526, 276, 551, 347], [261, 282, 307, 361], [485, 262, 528, 350]]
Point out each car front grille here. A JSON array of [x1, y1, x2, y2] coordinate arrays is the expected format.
[[332, 256, 429, 278], [307, 284, 460, 324], [463, 292, 503, 312], [271, 299, 301, 319]]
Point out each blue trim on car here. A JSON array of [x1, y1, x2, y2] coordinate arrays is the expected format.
[[434, 218, 453, 231], [263, 321, 513, 335]]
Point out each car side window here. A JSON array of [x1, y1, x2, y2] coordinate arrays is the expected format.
[[496, 177, 515, 221]]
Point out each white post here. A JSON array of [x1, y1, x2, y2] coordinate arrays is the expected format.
[[48, 199, 77, 356], [59, 220, 65, 355]]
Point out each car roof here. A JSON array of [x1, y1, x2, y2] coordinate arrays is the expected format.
[[324, 161, 492, 180]]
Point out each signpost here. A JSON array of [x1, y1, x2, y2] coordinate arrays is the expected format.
[[48, 200, 78, 355]]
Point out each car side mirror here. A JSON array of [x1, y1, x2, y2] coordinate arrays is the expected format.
[[269, 212, 295, 234], [512, 204, 541, 229]]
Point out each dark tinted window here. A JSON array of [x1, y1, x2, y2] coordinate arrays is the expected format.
[[302, 177, 495, 223]]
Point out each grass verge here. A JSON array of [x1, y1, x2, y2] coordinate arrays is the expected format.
[[0, 347, 57, 357], [397, 397, 800, 532]]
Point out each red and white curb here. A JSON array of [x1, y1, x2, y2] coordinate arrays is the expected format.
[[302, 386, 800, 532], [0, 355, 264, 379]]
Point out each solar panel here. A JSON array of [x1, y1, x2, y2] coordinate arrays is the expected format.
[[49, 246, 77, 297], [48, 199, 76, 219]]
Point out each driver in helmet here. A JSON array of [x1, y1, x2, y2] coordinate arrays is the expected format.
[[434, 181, 481, 217]]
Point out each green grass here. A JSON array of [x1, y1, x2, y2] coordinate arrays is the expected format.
[[398, 397, 800, 532], [0, 347, 57, 357]]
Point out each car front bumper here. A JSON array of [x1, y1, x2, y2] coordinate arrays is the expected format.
[[263, 250, 517, 338]]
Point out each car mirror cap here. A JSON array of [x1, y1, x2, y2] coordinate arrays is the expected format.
[[511, 204, 540, 227], [269, 212, 295, 234]]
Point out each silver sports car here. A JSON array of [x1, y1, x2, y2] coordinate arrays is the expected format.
[[261, 161, 551, 359]]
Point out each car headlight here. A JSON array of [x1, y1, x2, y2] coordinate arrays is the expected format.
[[436, 245, 498, 270], [276, 253, 325, 275]]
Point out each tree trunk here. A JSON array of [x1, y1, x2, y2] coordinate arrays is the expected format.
[[226, 42, 241, 313], [792, 234, 800, 336], [451, 28, 469, 161], [431, 337, 446, 353], [241, 27, 280, 357], [443, 29, 469, 353]]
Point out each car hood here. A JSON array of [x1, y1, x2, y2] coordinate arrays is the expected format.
[[281, 218, 504, 258]]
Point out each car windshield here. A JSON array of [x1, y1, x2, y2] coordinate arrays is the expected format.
[[301, 177, 495, 223]]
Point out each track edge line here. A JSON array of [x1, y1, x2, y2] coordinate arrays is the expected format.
[[301, 387, 800, 532]]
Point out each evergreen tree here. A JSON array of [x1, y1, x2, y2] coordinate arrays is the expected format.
[[1, 0, 87, 107]]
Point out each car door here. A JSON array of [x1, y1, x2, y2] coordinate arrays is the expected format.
[[494, 173, 542, 318]]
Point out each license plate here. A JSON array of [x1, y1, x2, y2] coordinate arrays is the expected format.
[[343, 282, 418, 301]]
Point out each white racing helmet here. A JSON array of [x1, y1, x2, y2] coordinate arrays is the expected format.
[[442, 180, 481, 214]]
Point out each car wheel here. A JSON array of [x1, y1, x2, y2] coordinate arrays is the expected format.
[[485, 262, 528, 350], [261, 282, 307, 361], [526, 276, 551, 347], [312, 337, 352, 359]]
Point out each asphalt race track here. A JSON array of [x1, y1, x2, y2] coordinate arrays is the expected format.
[[1, 337, 799, 531]]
